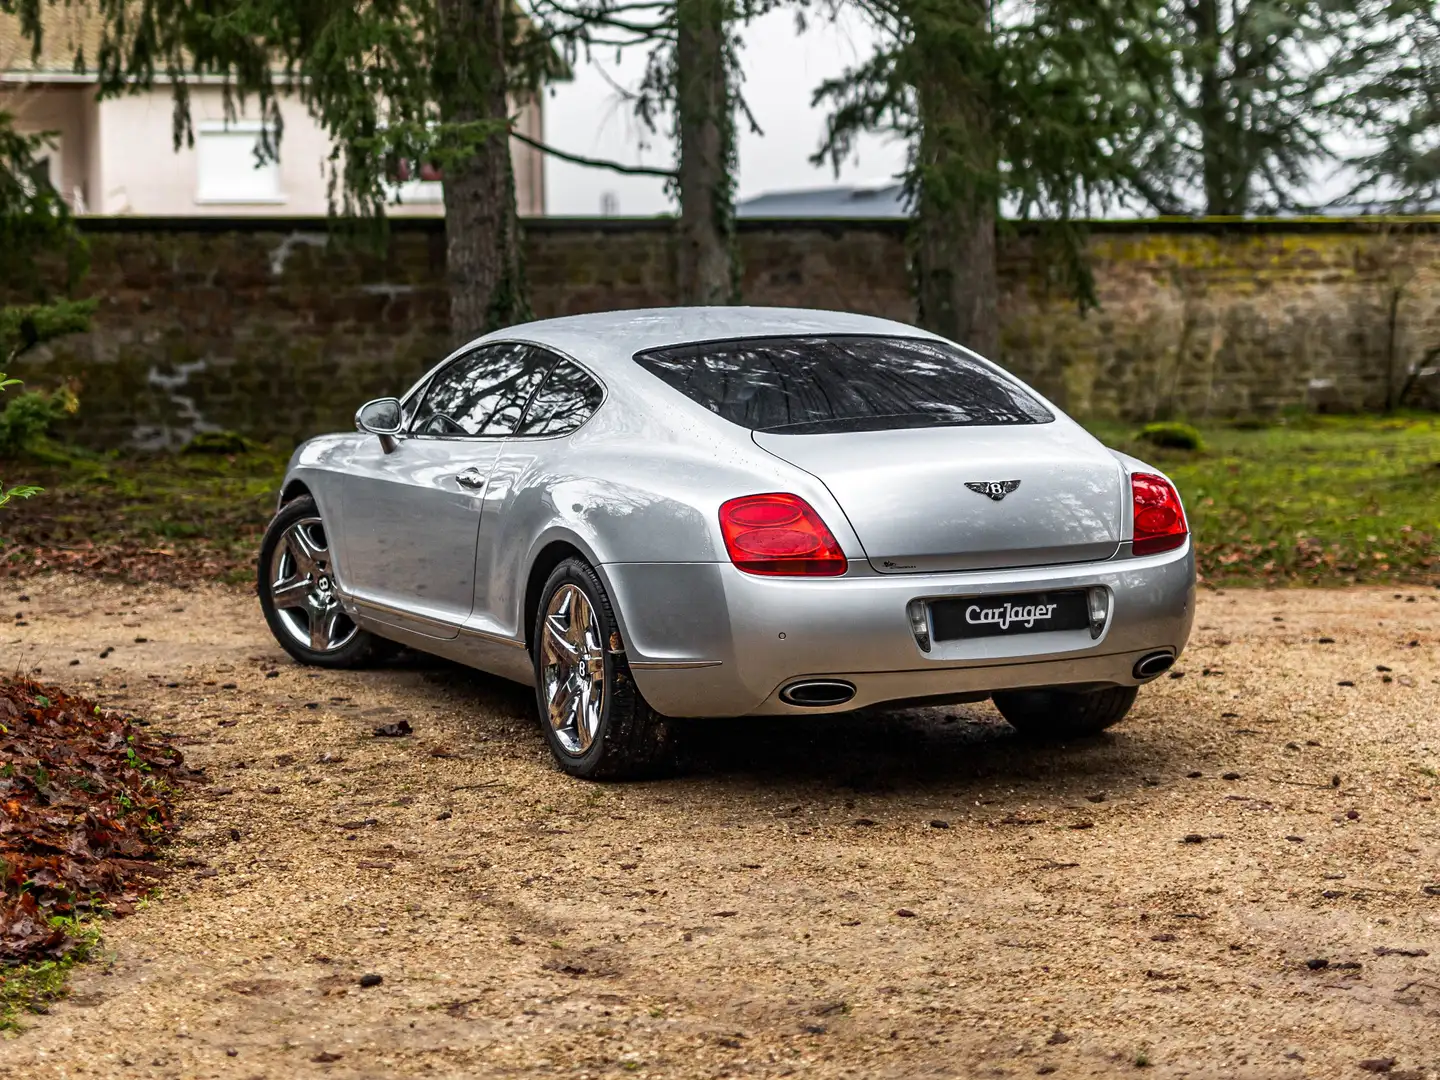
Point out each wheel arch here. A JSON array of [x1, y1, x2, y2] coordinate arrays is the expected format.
[[521, 533, 634, 657], [277, 478, 314, 508]]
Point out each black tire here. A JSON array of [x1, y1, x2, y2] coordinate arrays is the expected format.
[[992, 685, 1139, 739], [532, 557, 676, 780], [257, 495, 395, 669]]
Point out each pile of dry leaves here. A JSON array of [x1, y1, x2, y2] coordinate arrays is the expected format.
[[0, 678, 193, 964], [0, 541, 248, 585]]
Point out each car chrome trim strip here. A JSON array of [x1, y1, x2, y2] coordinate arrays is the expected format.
[[629, 660, 724, 670], [347, 596, 527, 650], [461, 626, 528, 650]]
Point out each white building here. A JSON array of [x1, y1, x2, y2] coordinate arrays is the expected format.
[[0, 8, 548, 217]]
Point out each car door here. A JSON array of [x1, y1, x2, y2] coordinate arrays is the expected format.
[[468, 352, 607, 641], [340, 341, 549, 637]]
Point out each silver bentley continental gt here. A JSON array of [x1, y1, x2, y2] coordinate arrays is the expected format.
[[258, 307, 1195, 778]]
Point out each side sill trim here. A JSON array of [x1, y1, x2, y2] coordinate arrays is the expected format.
[[461, 625, 528, 650], [348, 595, 526, 650], [630, 660, 724, 670]]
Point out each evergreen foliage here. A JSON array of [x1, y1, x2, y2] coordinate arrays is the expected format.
[[5, 0, 554, 337], [0, 110, 93, 508]]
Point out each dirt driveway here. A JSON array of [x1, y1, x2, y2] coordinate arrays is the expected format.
[[1, 579, 1438, 1079]]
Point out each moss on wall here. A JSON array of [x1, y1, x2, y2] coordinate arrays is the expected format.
[[7, 218, 1438, 447]]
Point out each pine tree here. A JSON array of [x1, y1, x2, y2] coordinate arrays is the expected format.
[[6, 0, 556, 340], [813, 0, 1173, 355], [1337, 1, 1440, 210], [1136, 1, 1369, 216], [532, 0, 779, 303]]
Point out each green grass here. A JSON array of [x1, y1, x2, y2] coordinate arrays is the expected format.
[[2, 415, 1437, 587], [1089, 413, 1440, 586], [1, 441, 288, 583], [0, 918, 103, 1034]]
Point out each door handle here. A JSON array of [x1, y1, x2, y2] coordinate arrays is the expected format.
[[455, 469, 487, 491]]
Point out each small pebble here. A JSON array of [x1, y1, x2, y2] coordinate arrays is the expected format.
[[359, 973, 383, 988]]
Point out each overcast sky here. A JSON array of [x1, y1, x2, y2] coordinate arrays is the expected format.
[[540, 7, 908, 216]]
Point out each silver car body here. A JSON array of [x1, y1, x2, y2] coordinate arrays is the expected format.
[[280, 307, 1195, 716]]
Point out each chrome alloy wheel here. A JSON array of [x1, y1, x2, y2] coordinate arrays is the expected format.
[[267, 517, 359, 653], [540, 584, 607, 756]]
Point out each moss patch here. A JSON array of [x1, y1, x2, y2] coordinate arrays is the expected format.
[[0, 918, 103, 1034]]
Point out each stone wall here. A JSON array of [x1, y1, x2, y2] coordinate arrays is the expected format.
[[9, 216, 1440, 448]]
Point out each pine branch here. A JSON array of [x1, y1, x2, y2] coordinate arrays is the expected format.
[[509, 129, 677, 177]]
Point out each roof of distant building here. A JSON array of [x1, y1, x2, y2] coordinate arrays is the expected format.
[[0, 7, 100, 76], [736, 183, 908, 219]]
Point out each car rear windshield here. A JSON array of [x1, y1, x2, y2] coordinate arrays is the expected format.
[[632, 335, 1054, 434]]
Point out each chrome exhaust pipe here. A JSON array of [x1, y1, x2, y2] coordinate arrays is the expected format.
[[1133, 652, 1176, 680], [779, 680, 858, 708]]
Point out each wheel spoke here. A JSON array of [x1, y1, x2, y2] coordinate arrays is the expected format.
[[567, 680, 586, 746], [271, 575, 311, 610], [544, 615, 578, 660], [568, 593, 593, 648], [286, 522, 326, 576], [576, 678, 597, 751], [549, 677, 575, 730], [311, 607, 340, 652]]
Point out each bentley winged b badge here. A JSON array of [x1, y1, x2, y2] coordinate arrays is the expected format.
[[966, 480, 1021, 502]]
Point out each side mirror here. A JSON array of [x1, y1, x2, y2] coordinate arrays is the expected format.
[[356, 397, 403, 452]]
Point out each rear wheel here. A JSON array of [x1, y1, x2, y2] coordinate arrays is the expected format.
[[257, 496, 394, 669], [992, 685, 1138, 739], [532, 557, 676, 779]]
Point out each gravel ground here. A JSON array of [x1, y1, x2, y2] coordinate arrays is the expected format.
[[1, 579, 1438, 1080]]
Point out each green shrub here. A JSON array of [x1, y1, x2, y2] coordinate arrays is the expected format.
[[1137, 421, 1204, 452], [181, 430, 251, 456], [0, 377, 78, 457]]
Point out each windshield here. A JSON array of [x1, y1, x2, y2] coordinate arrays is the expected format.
[[633, 335, 1054, 434]]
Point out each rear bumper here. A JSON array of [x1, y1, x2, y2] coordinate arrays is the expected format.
[[601, 543, 1196, 717]]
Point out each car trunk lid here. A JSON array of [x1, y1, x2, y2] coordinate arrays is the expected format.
[[752, 423, 1124, 573]]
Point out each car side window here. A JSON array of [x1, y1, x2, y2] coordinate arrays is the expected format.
[[516, 358, 605, 437], [410, 343, 548, 438]]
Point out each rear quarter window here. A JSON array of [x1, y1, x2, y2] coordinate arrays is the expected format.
[[632, 335, 1054, 434]]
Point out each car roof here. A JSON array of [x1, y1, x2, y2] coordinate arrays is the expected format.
[[478, 307, 943, 375]]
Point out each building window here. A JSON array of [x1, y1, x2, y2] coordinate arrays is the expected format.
[[196, 122, 283, 204], [387, 158, 444, 205]]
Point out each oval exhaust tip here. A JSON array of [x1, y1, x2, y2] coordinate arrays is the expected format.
[[1133, 652, 1176, 680], [780, 680, 857, 708]]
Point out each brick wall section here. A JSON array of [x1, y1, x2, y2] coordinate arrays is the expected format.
[[9, 217, 1439, 448]]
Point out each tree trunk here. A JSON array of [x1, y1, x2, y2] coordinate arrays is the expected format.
[[914, 188, 998, 358], [1193, 0, 1246, 216], [675, 0, 735, 304], [437, 0, 531, 342], [910, 0, 999, 358]]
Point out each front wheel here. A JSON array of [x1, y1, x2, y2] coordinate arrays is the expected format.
[[992, 685, 1139, 739], [257, 495, 394, 669], [532, 558, 676, 779]]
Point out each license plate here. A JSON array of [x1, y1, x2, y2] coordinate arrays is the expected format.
[[929, 590, 1090, 642]]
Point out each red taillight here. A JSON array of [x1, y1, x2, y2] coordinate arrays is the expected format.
[[1131, 473, 1188, 556], [719, 493, 847, 577]]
